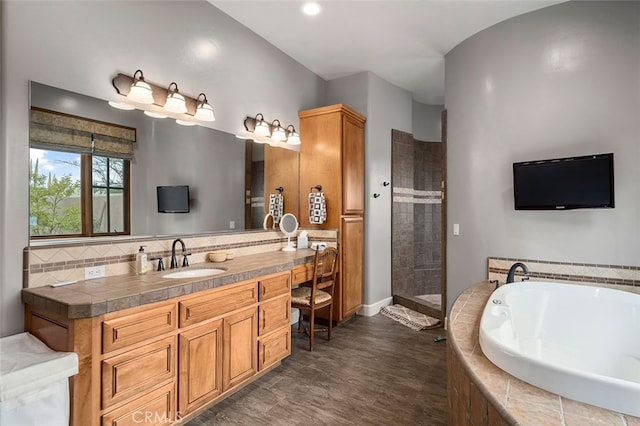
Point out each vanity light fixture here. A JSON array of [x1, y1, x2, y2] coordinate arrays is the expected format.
[[271, 120, 287, 141], [241, 113, 302, 146], [286, 125, 301, 145], [144, 110, 168, 119], [111, 70, 217, 127], [176, 119, 197, 126], [108, 101, 136, 110], [127, 70, 155, 104], [194, 93, 216, 122], [164, 82, 188, 114], [254, 113, 271, 136]]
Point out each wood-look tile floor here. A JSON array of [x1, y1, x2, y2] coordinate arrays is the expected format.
[[186, 314, 448, 426]]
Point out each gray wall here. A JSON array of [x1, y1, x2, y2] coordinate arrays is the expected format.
[[327, 72, 413, 307], [445, 1, 640, 313], [1, 0, 325, 336], [412, 101, 444, 142]]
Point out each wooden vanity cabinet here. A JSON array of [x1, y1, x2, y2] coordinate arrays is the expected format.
[[24, 270, 293, 426], [177, 280, 258, 416], [257, 273, 291, 371], [100, 301, 179, 426], [298, 104, 366, 321]]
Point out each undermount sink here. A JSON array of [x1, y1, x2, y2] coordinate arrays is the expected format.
[[162, 268, 226, 279]]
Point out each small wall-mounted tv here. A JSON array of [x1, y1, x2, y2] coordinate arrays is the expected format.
[[157, 185, 190, 213], [513, 153, 614, 210]]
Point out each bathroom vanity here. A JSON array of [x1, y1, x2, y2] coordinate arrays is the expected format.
[[22, 250, 316, 426]]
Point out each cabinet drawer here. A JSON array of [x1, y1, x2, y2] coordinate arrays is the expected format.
[[258, 272, 290, 301], [179, 281, 257, 328], [258, 295, 290, 336], [258, 326, 291, 371], [102, 303, 176, 354], [102, 336, 175, 409], [101, 382, 175, 426], [291, 263, 314, 285]]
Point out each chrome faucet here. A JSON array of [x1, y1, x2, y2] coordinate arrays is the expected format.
[[506, 262, 529, 283], [170, 238, 188, 269]]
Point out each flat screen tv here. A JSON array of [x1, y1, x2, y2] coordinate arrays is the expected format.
[[513, 153, 614, 210], [157, 185, 190, 213]]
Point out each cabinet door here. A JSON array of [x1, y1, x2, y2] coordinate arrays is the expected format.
[[298, 109, 342, 228], [341, 216, 364, 318], [263, 145, 300, 218], [223, 307, 257, 391], [342, 114, 365, 215], [178, 319, 223, 414]]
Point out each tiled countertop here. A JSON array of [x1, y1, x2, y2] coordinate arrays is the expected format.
[[448, 281, 640, 426], [22, 249, 316, 319]]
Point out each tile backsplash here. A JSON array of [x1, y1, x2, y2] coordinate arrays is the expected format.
[[25, 229, 337, 288], [488, 256, 640, 294]]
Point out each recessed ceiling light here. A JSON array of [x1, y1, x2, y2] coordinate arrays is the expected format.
[[302, 2, 321, 16]]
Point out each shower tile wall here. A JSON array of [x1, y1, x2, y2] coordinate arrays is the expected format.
[[392, 129, 443, 297], [392, 130, 415, 296]]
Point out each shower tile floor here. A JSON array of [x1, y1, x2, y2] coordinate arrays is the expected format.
[[415, 293, 442, 309]]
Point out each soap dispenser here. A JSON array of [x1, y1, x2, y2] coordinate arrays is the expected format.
[[135, 246, 148, 274]]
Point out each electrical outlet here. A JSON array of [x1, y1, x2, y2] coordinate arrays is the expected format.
[[85, 265, 106, 280], [229, 221, 236, 229]]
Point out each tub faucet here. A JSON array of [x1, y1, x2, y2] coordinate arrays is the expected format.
[[170, 238, 186, 269], [506, 262, 529, 283]]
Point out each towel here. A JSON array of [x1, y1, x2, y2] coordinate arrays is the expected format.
[[269, 194, 284, 224], [309, 192, 327, 224]]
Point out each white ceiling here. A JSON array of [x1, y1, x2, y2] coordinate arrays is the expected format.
[[209, 0, 563, 105]]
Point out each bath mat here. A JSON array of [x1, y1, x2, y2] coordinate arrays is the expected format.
[[379, 304, 441, 331]]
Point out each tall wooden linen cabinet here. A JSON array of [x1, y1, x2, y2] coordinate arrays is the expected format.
[[298, 104, 366, 322]]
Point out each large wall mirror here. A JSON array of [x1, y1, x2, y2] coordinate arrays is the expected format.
[[28, 81, 299, 242]]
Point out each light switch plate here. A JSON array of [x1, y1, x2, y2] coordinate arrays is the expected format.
[[453, 223, 460, 236]]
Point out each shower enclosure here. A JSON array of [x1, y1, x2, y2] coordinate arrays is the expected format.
[[391, 129, 445, 320]]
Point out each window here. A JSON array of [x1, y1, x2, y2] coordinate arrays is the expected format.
[[91, 156, 127, 234], [29, 148, 130, 238]]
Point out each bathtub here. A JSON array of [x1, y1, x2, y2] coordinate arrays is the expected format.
[[479, 281, 640, 417]]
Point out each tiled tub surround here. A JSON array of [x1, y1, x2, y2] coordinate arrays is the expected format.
[[25, 229, 337, 288], [447, 281, 640, 425], [22, 249, 317, 319], [488, 257, 640, 294], [391, 129, 443, 298]]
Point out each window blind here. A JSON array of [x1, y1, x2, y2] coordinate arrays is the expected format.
[[30, 107, 136, 159]]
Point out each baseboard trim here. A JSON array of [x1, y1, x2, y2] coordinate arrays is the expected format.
[[358, 297, 393, 317]]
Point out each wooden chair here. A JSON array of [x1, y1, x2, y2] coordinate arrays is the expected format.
[[291, 247, 339, 351]]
